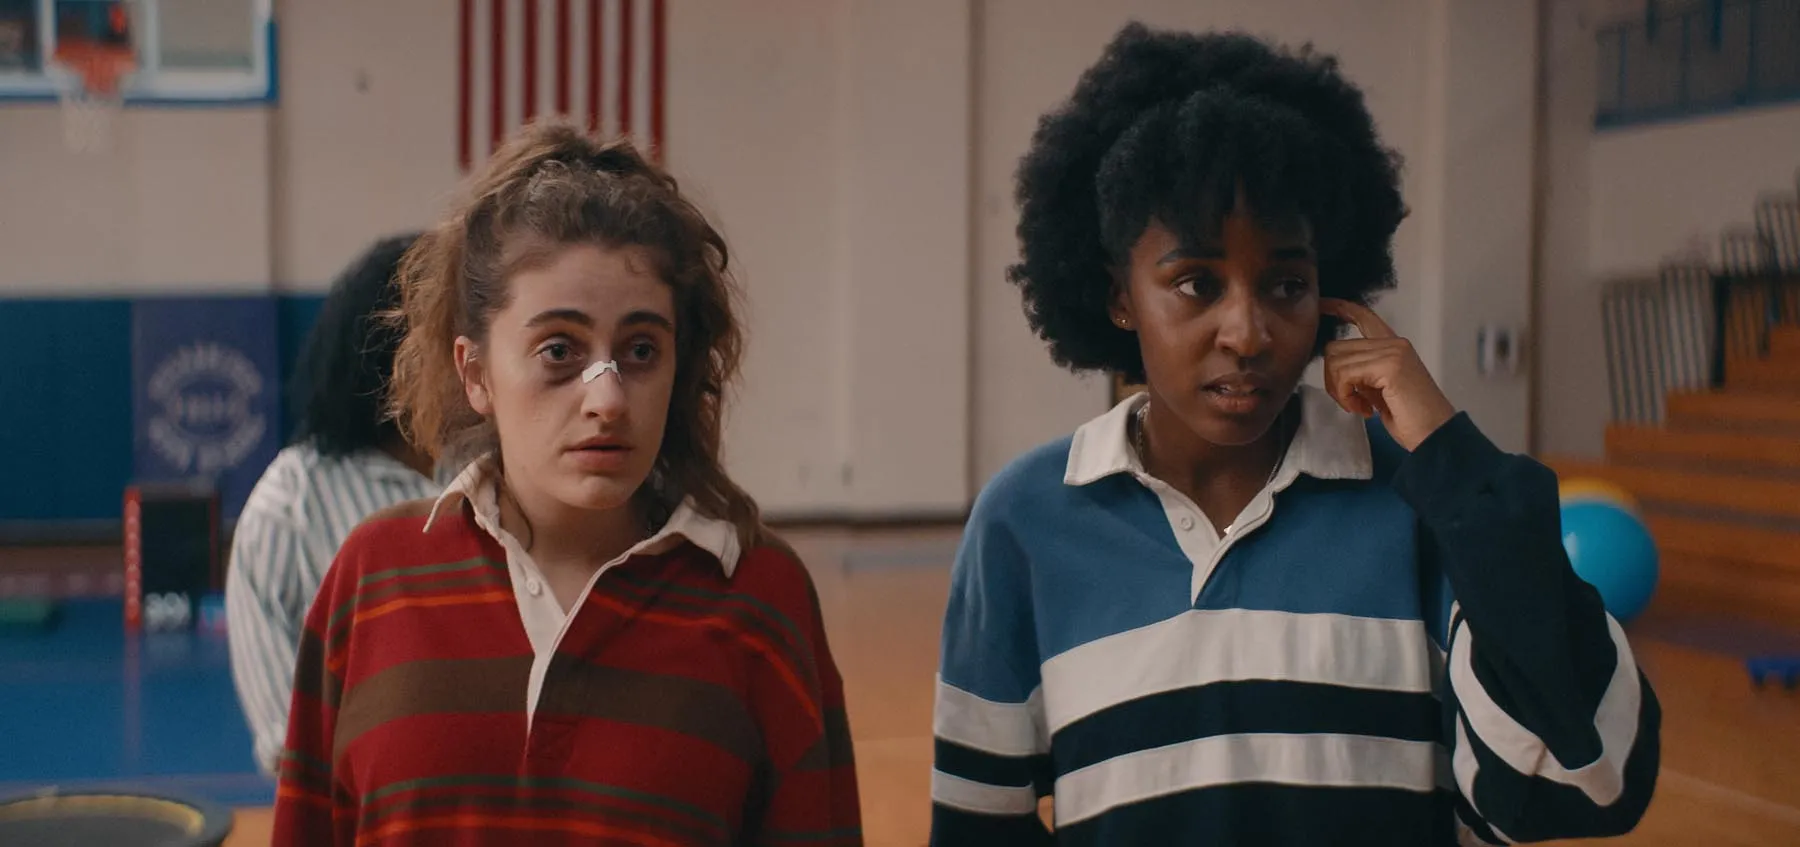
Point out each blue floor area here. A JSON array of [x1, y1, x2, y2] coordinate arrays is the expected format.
[[0, 599, 275, 808]]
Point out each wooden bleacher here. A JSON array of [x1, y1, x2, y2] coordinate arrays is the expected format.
[[1546, 325, 1800, 627]]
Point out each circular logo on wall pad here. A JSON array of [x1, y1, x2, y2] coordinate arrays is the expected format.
[[145, 342, 267, 476]]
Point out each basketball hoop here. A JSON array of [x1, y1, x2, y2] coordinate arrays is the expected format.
[[51, 39, 135, 154]]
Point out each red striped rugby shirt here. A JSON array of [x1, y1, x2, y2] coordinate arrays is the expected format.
[[272, 457, 863, 845]]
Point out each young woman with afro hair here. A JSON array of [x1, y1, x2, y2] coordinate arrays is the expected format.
[[930, 23, 1658, 846]]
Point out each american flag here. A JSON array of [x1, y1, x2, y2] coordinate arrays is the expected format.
[[457, 0, 667, 170]]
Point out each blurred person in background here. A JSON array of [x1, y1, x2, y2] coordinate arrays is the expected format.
[[225, 233, 440, 775]]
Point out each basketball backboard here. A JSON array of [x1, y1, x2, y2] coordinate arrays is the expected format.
[[0, 0, 274, 104]]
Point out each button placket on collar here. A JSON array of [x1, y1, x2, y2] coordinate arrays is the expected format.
[[1130, 464, 1304, 605]]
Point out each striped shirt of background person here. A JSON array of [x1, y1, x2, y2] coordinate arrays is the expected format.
[[929, 386, 1659, 846], [225, 443, 442, 775]]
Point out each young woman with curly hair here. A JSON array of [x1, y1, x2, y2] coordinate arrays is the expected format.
[[930, 23, 1658, 846], [272, 120, 862, 846]]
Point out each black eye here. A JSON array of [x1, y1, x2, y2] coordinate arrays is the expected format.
[[538, 342, 577, 364]]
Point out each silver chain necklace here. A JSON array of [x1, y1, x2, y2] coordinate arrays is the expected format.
[[1133, 401, 1288, 491]]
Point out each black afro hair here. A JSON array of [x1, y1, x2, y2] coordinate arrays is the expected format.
[[1008, 22, 1408, 384], [289, 232, 421, 457]]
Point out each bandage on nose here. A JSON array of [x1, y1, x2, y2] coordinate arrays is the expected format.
[[581, 359, 621, 383]]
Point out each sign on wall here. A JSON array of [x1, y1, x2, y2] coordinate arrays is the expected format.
[[457, 0, 667, 170], [131, 297, 282, 522]]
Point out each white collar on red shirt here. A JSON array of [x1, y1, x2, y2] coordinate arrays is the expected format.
[[422, 453, 744, 577]]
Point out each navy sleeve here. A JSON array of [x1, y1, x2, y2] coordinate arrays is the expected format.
[[1394, 413, 1660, 843]]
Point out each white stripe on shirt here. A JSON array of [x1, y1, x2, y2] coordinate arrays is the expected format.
[[931, 769, 1042, 816], [1039, 607, 1439, 736], [934, 678, 1047, 758], [1053, 732, 1443, 828], [1448, 605, 1642, 808], [224, 443, 440, 775]]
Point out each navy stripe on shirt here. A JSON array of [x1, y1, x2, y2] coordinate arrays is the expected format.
[[1052, 679, 1444, 775], [1053, 783, 1455, 847]]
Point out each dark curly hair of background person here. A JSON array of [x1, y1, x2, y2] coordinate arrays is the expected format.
[[1008, 22, 1409, 384], [288, 232, 421, 457]]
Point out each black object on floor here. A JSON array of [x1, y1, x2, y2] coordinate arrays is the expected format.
[[0, 788, 234, 846]]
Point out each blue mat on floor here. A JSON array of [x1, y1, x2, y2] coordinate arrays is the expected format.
[[1631, 611, 1800, 658], [0, 599, 273, 808]]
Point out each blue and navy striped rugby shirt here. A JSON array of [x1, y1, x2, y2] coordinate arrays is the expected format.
[[930, 386, 1659, 845]]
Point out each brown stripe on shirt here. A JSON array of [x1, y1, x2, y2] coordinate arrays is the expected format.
[[293, 629, 342, 707], [333, 656, 534, 762], [536, 656, 765, 766]]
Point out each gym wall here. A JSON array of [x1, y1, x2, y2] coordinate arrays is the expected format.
[[6, 0, 1792, 532]]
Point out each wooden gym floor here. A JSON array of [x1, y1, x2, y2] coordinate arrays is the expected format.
[[4, 525, 1798, 845]]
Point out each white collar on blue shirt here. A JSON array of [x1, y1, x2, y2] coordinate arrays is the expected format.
[[421, 453, 744, 577], [1064, 383, 1376, 487]]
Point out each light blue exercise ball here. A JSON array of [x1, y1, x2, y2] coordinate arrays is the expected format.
[[1560, 501, 1660, 623]]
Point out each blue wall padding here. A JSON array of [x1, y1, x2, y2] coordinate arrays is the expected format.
[[0, 294, 326, 525]]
